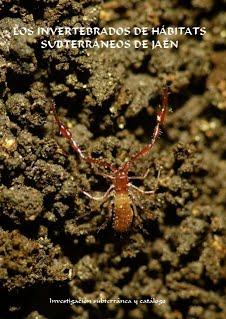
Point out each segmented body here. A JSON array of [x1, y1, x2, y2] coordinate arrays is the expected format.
[[51, 87, 169, 233], [114, 193, 133, 232]]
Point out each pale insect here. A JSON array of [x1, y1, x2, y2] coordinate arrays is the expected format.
[[51, 88, 168, 233]]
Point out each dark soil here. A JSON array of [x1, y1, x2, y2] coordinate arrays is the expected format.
[[0, 1, 226, 319]]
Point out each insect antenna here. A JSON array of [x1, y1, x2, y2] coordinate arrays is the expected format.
[[123, 86, 169, 170], [50, 101, 116, 172]]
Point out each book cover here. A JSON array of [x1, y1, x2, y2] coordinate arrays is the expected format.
[[0, 1, 225, 319]]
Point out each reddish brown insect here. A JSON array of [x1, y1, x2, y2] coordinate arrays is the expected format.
[[51, 87, 168, 233]]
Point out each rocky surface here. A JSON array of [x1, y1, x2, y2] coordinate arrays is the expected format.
[[0, 1, 225, 318]]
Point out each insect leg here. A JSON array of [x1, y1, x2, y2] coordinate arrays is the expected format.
[[129, 183, 155, 194], [130, 192, 154, 235], [129, 169, 150, 180], [131, 200, 149, 235], [97, 200, 114, 233], [83, 185, 114, 201], [153, 168, 161, 192], [129, 168, 161, 194], [94, 172, 114, 180]]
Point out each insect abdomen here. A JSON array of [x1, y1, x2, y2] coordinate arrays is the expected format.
[[113, 194, 133, 232]]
